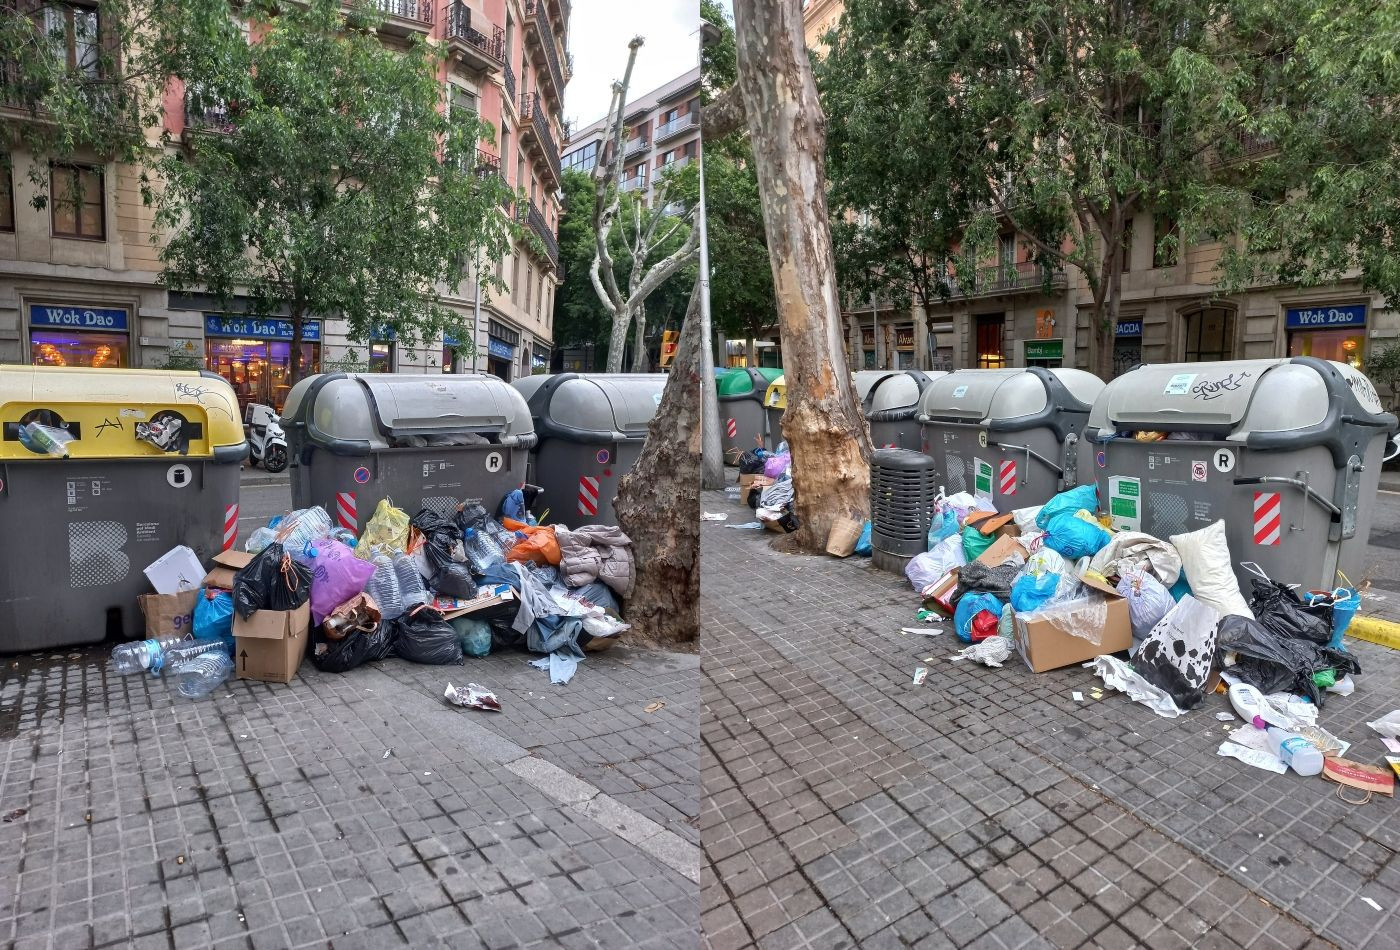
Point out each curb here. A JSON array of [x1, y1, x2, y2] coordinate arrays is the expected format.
[[1349, 616, 1400, 650]]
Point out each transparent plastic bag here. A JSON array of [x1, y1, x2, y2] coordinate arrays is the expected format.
[[355, 498, 412, 561], [244, 526, 277, 554], [274, 507, 333, 553], [1021, 595, 1109, 646]]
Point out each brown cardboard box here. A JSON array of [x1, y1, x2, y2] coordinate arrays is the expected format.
[[138, 590, 199, 639], [1012, 574, 1131, 673], [203, 550, 253, 591], [976, 534, 1027, 567], [233, 603, 310, 684]]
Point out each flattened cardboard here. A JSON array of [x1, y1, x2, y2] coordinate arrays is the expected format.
[[233, 602, 309, 684], [144, 545, 206, 595], [203, 550, 253, 591], [1013, 577, 1132, 673], [138, 590, 199, 639], [976, 535, 1027, 567]]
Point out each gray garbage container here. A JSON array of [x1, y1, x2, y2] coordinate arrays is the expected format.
[[719, 367, 784, 458], [0, 366, 248, 651], [513, 373, 665, 528], [853, 370, 892, 403], [283, 373, 535, 533], [1084, 357, 1398, 593], [867, 371, 945, 450], [918, 368, 1104, 509]]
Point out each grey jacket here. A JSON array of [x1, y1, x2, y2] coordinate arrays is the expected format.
[[556, 525, 636, 598]]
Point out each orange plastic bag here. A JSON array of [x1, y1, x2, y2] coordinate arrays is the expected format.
[[503, 518, 561, 566]]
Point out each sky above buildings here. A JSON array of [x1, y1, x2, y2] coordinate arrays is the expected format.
[[565, 0, 702, 130]]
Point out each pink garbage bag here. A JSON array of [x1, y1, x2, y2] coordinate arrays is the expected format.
[[308, 539, 376, 625], [763, 453, 791, 479]]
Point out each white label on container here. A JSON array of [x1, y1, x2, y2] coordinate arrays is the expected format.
[[974, 458, 993, 499], [485, 451, 504, 473], [1213, 448, 1236, 473], [1108, 475, 1142, 532], [166, 464, 192, 488], [1163, 373, 1196, 396], [952, 385, 969, 398], [978, 430, 988, 448]]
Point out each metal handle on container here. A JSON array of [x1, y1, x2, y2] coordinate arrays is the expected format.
[[1232, 474, 1342, 518], [990, 440, 1063, 478], [1385, 434, 1400, 463]]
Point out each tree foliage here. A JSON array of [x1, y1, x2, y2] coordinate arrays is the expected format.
[[152, 0, 517, 381]]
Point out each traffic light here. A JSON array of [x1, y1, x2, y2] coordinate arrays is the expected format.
[[659, 329, 680, 367]]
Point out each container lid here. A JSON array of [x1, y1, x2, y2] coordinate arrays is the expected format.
[[284, 373, 533, 449], [853, 370, 896, 403], [764, 375, 786, 411], [869, 371, 946, 417], [0, 366, 246, 460], [718, 367, 783, 399], [515, 373, 667, 441], [918, 368, 1102, 425]]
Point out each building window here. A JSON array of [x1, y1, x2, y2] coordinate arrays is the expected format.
[[450, 85, 478, 118], [998, 234, 1016, 279], [369, 342, 394, 373], [1153, 214, 1178, 268], [0, 163, 13, 232], [525, 264, 533, 310], [44, 2, 100, 78], [50, 164, 104, 239], [1182, 307, 1234, 362], [499, 124, 511, 180], [976, 313, 1005, 368], [563, 140, 599, 173]]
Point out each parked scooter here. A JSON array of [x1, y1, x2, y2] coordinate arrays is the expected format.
[[244, 403, 288, 473]]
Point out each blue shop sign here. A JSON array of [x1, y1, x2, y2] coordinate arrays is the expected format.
[[487, 336, 514, 360], [1115, 320, 1143, 337], [443, 334, 460, 346], [30, 304, 129, 332], [1285, 304, 1367, 329], [371, 324, 397, 342], [205, 314, 322, 342]]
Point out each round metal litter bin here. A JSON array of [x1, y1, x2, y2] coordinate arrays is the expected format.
[[1084, 357, 1398, 593], [512, 372, 666, 528], [719, 367, 784, 459], [918, 368, 1104, 509], [870, 447, 940, 574], [868, 371, 945, 450], [283, 373, 535, 534], [0, 366, 248, 651]]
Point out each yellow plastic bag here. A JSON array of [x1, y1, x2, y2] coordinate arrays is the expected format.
[[355, 498, 412, 560]]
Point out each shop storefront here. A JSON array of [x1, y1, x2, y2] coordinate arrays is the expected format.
[[895, 326, 915, 369], [1286, 304, 1366, 368], [27, 304, 132, 368], [204, 315, 322, 414], [486, 319, 519, 381], [531, 344, 551, 375], [1022, 338, 1064, 369], [1113, 319, 1142, 377]]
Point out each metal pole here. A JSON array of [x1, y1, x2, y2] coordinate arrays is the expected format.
[[871, 291, 879, 370], [699, 152, 725, 490], [471, 248, 483, 374]]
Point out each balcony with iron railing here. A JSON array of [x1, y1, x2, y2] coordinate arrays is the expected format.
[[502, 56, 516, 107], [472, 147, 501, 179], [623, 135, 649, 159], [445, 2, 504, 74], [523, 0, 566, 110], [654, 111, 699, 143], [369, 0, 433, 35], [517, 199, 559, 271], [182, 85, 235, 137], [945, 261, 1067, 299], [519, 92, 561, 186]]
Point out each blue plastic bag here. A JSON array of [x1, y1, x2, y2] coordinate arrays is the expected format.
[[1042, 513, 1110, 560], [954, 592, 1004, 643], [1011, 572, 1059, 613], [1325, 585, 1361, 649], [1035, 485, 1100, 530], [853, 521, 873, 556], [1169, 572, 1192, 602], [193, 588, 234, 643], [927, 508, 959, 549]]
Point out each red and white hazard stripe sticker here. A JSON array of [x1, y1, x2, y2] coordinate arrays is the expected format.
[[725, 418, 737, 439], [336, 491, 357, 533], [999, 460, 1017, 496], [223, 504, 239, 551], [578, 476, 600, 516], [1253, 491, 1282, 546]]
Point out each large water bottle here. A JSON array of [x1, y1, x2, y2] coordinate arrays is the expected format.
[[463, 528, 505, 575], [110, 637, 187, 675], [163, 640, 230, 671], [176, 652, 235, 699], [392, 555, 431, 609], [365, 555, 406, 620], [274, 507, 333, 552]]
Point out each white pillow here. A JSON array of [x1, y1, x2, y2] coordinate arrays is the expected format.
[[1169, 520, 1254, 619]]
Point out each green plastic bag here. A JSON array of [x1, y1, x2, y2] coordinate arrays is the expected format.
[[962, 524, 995, 561]]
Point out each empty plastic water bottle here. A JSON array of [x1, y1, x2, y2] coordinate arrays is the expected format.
[[162, 640, 230, 672], [244, 525, 277, 554], [274, 506, 333, 552], [462, 528, 504, 575], [365, 555, 406, 620], [481, 515, 516, 555], [110, 637, 187, 676], [392, 555, 431, 609], [176, 652, 235, 699]]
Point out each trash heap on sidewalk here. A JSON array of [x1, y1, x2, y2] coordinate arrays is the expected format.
[[867, 482, 1395, 798], [109, 488, 635, 695], [737, 445, 799, 534]]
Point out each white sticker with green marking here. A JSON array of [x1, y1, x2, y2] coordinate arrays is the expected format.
[[1108, 475, 1142, 532], [974, 458, 993, 499]]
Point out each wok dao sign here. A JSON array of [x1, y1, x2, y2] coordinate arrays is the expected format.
[[1285, 304, 1366, 329], [30, 305, 129, 331]]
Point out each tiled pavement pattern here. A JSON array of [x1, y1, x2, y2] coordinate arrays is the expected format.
[[700, 487, 1400, 950], [0, 643, 699, 949]]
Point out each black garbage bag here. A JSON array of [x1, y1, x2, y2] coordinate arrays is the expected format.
[[310, 621, 398, 673], [410, 508, 462, 576], [738, 450, 766, 475], [391, 606, 464, 665], [432, 563, 478, 599], [1216, 614, 1360, 706], [232, 542, 313, 619], [957, 561, 1024, 600], [1250, 578, 1332, 645], [455, 503, 490, 534]]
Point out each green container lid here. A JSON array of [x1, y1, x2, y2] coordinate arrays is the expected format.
[[719, 367, 784, 398]]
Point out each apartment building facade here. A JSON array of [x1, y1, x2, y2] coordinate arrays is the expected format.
[[0, 0, 567, 413], [561, 65, 699, 210]]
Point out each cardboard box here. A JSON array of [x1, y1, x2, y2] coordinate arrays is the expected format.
[[976, 534, 1027, 567], [203, 550, 253, 591], [233, 603, 310, 684], [1013, 574, 1131, 672], [138, 590, 199, 639], [144, 545, 206, 595]]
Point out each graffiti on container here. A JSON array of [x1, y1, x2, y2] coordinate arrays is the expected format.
[[1191, 371, 1251, 401], [94, 417, 123, 438], [1347, 373, 1381, 411], [173, 381, 236, 419]]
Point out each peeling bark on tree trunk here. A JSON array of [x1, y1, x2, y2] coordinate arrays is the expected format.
[[733, 0, 871, 551], [630, 303, 648, 372], [614, 278, 701, 647]]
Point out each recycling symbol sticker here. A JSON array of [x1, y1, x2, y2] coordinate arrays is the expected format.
[[166, 464, 193, 488]]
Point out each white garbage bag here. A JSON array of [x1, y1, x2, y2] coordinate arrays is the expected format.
[[1170, 520, 1253, 618]]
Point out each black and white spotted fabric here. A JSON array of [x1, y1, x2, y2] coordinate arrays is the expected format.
[[1135, 593, 1220, 710]]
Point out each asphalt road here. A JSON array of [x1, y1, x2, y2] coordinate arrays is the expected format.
[[236, 467, 294, 541]]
